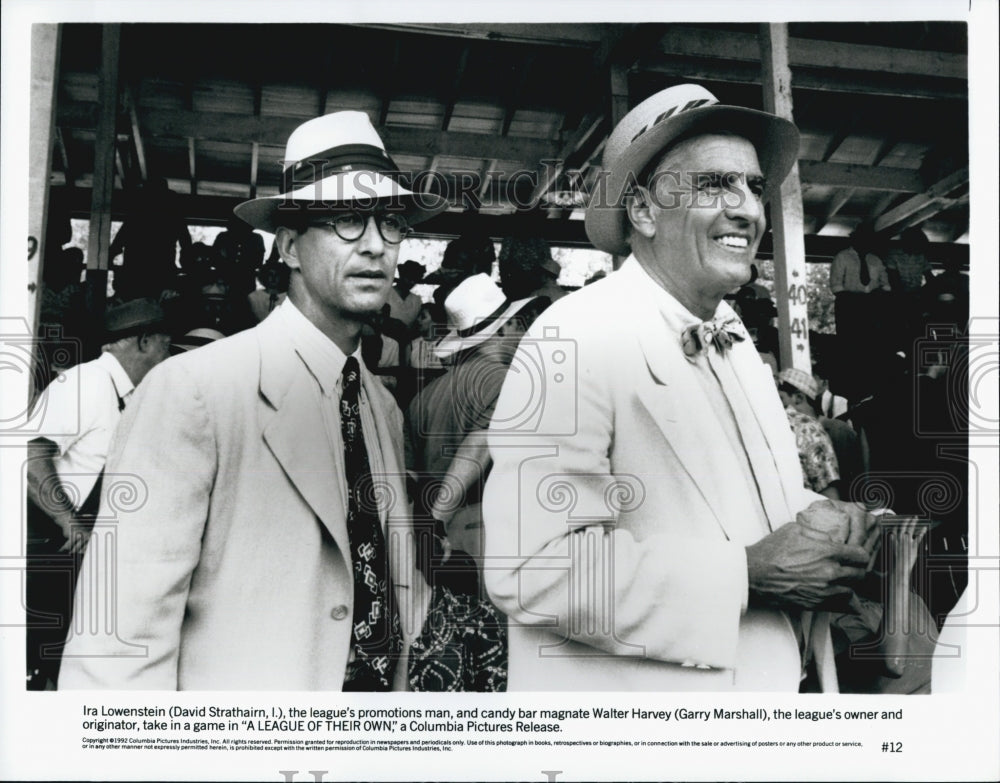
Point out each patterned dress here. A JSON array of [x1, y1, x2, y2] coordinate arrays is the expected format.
[[784, 407, 840, 494]]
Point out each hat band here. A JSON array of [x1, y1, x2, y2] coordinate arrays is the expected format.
[[629, 97, 714, 144], [455, 299, 512, 338], [282, 144, 400, 193]]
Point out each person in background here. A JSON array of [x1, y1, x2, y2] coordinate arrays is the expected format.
[[405, 274, 550, 691], [829, 225, 891, 401], [407, 302, 447, 370], [108, 177, 192, 299], [59, 110, 446, 691], [424, 231, 497, 306], [25, 298, 172, 689], [214, 214, 266, 298], [776, 368, 842, 500], [387, 260, 425, 329], [482, 84, 878, 693], [497, 236, 566, 303], [885, 227, 934, 355], [248, 248, 291, 323]]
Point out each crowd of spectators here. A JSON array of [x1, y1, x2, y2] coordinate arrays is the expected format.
[[29, 174, 968, 692]]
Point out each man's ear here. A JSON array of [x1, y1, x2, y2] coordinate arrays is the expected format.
[[136, 333, 155, 353], [625, 187, 657, 241], [274, 226, 300, 271]]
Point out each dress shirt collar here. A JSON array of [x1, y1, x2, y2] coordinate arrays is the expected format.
[[96, 350, 135, 399], [272, 298, 361, 397]]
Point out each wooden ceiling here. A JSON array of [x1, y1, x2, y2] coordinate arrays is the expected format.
[[49, 21, 969, 260]]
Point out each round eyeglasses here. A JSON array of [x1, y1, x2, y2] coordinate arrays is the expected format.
[[313, 210, 411, 245]]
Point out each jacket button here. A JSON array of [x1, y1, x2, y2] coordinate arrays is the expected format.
[[330, 605, 349, 621]]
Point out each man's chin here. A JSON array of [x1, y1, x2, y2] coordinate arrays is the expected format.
[[347, 300, 388, 324]]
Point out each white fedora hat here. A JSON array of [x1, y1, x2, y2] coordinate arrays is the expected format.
[[234, 111, 448, 233], [584, 84, 800, 256], [433, 273, 534, 358]]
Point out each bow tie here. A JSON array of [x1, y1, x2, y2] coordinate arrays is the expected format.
[[681, 316, 746, 359]]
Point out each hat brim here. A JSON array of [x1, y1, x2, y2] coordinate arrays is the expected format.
[[234, 171, 449, 233], [584, 105, 800, 256], [422, 267, 468, 285], [433, 297, 534, 359]]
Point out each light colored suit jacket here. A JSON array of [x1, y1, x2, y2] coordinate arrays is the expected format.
[[482, 258, 822, 691], [60, 308, 429, 690]]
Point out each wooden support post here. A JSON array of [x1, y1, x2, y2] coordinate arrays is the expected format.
[[28, 24, 62, 402], [759, 23, 811, 373], [84, 24, 121, 359], [28, 24, 61, 339], [609, 65, 629, 270]]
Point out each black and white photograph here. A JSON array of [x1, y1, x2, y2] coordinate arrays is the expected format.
[[1, 1, 997, 781]]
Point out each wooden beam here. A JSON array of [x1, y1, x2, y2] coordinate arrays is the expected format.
[[363, 23, 605, 48], [659, 26, 966, 80], [252, 82, 263, 117], [476, 160, 496, 203], [873, 167, 969, 234], [760, 23, 811, 373], [867, 192, 903, 222], [55, 126, 73, 186], [28, 23, 62, 382], [527, 111, 604, 208], [422, 156, 440, 195], [642, 57, 967, 101], [798, 161, 923, 192], [85, 24, 121, 357], [811, 189, 853, 234], [609, 64, 630, 126], [500, 53, 536, 136], [188, 137, 197, 196], [123, 83, 147, 181], [820, 119, 855, 162], [378, 40, 401, 127], [249, 141, 260, 199], [441, 45, 470, 131], [52, 106, 566, 162], [114, 145, 127, 189], [811, 136, 899, 234], [870, 136, 899, 167]]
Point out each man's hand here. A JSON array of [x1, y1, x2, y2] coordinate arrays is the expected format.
[[54, 511, 92, 555], [746, 521, 871, 611], [796, 499, 880, 551]]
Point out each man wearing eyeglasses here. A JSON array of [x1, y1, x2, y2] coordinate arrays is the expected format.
[[60, 112, 447, 690]]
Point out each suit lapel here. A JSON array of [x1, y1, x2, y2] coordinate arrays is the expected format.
[[621, 266, 746, 542], [726, 336, 804, 511], [635, 328, 750, 541], [257, 319, 351, 559]]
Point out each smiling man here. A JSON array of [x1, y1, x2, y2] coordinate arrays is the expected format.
[[60, 112, 446, 690], [482, 85, 878, 692]]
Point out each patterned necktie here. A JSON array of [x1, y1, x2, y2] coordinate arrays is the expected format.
[[340, 356, 401, 690], [681, 316, 746, 359]]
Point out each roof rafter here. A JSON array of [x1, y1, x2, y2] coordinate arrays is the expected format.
[[873, 167, 969, 235]]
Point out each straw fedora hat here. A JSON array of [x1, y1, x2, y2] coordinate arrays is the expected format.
[[234, 111, 448, 233], [433, 273, 534, 358], [584, 84, 800, 256]]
